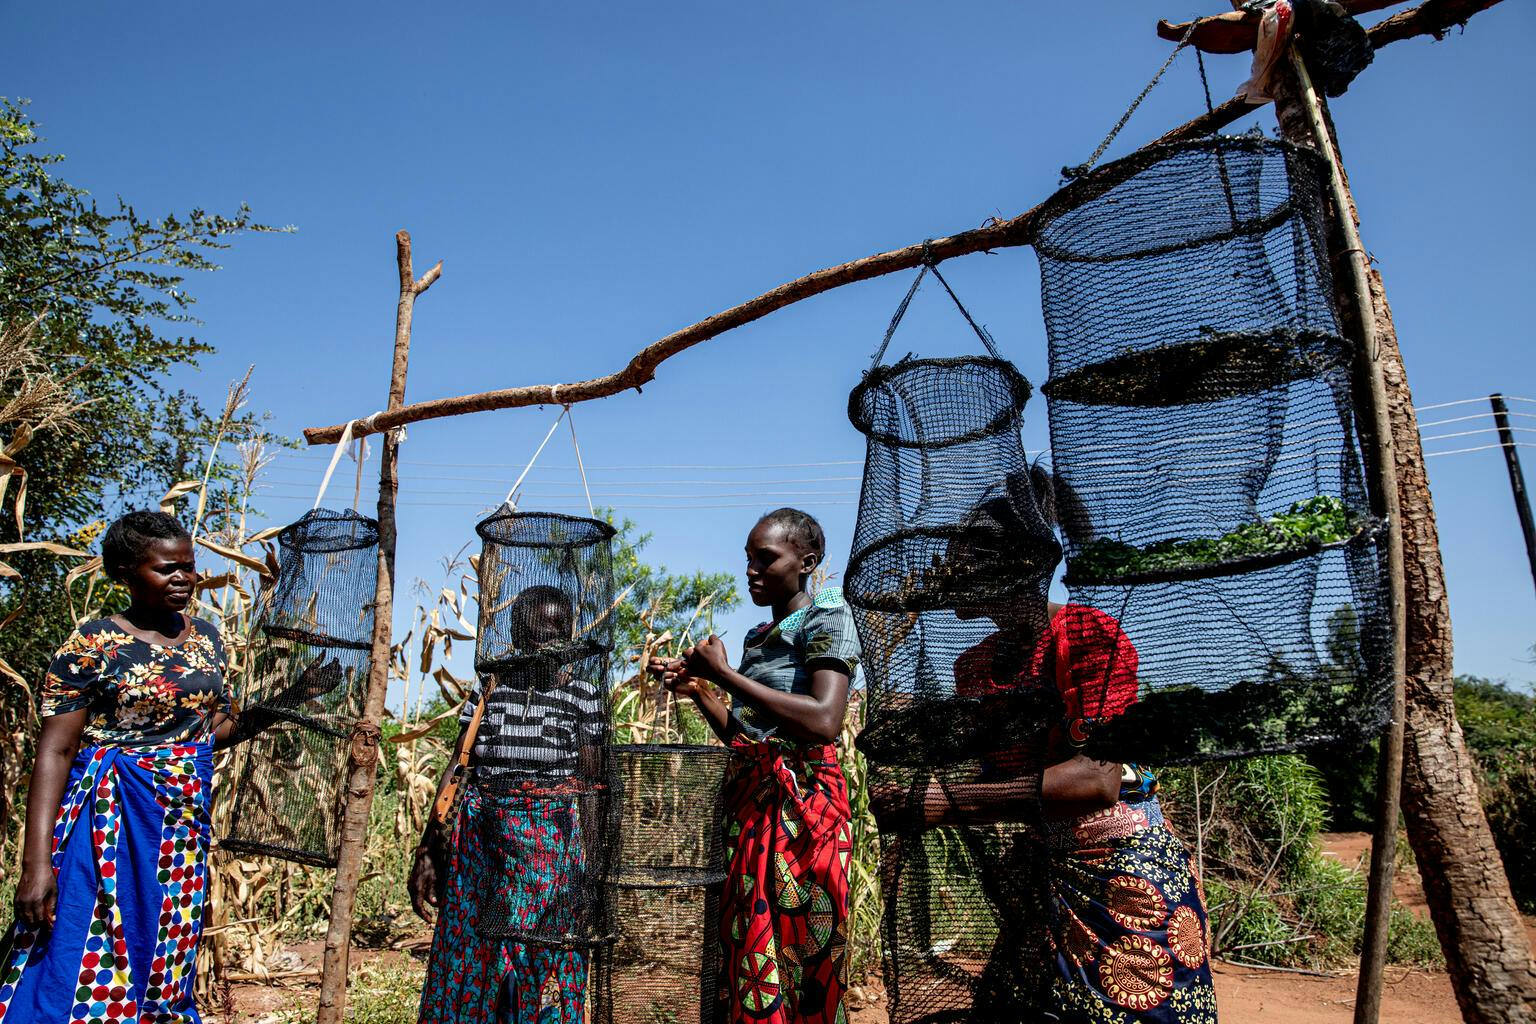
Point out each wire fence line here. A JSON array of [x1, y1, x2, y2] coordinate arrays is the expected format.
[[1425, 442, 1536, 459]]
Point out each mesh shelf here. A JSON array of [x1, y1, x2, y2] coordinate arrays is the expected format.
[[610, 744, 731, 887], [597, 744, 731, 1023], [473, 773, 616, 946], [593, 881, 724, 1024], [1030, 136, 1390, 763], [475, 510, 617, 675], [846, 356, 1063, 768], [872, 758, 1051, 1024]]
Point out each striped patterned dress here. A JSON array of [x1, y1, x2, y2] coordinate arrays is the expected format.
[[418, 668, 605, 1024]]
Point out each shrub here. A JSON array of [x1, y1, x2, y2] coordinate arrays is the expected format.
[[1160, 754, 1442, 969]]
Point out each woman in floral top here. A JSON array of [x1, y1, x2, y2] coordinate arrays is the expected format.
[[1, 510, 337, 1024]]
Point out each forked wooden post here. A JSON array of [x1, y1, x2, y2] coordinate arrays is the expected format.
[[315, 231, 441, 1024]]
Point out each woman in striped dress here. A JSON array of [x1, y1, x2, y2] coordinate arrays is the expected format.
[[412, 586, 605, 1024]]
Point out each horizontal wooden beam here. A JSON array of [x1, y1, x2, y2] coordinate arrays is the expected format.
[[303, 0, 1503, 446], [1158, 0, 1490, 54], [303, 98, 1256, 445], [1367, 0, 1503, 46]]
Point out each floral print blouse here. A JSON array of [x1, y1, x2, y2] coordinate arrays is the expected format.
[[41, 616, 230, 746]]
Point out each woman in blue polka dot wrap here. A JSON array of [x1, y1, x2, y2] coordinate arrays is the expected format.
[[1, 511, 342, 1024]]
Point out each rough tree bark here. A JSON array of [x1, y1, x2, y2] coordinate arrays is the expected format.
[[1273, 65, 1536, 1024]]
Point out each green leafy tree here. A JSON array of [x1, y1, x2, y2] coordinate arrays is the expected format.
[[0, 98, 287, 677], [603, 508, 739, 675]]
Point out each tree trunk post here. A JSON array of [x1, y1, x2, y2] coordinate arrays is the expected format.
[[1273, 53, 1536, 1024], [315, 231, 441, 1024]]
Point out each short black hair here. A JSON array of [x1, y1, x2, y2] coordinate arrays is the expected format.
[[510, 584, 575, 649], [757, 507, 825, 568], [102, 510, 191, 582]]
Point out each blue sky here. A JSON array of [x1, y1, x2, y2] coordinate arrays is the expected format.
[[10, 2, 1534, 697]]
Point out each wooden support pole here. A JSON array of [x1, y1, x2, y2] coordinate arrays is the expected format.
[[1490, 393, 1536, 595], [315, 231, 441, 1024], [1278, 51, 1407, 1024], [1272, 43, 1536, 1024]]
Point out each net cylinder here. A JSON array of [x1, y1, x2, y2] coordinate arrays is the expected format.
[[596, 744, 730, 1024], [468, 508, 619, 949], [223, 508, 381, 866], [475, 510, 617, 676], [845, 356, 1061, 766], [1033, 136, 1390, 762]]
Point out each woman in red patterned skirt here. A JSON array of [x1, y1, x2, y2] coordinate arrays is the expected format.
[[649, 508, 861, 1024]]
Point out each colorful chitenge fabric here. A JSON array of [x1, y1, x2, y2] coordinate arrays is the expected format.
[[720, 587, 861, 1024], [0, 743, 215, 1024], [419, 780, 588, 1024], [1, 617, 226, 1024], [955, 603, 1218, 1023]]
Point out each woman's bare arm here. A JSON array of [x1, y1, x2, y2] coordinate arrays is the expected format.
[[685, 636, 849, 744], [874, 754, 1122, 831], [14, 710, 87, 926]]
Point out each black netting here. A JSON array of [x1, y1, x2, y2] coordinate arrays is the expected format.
[[597, 744, 730, 1024], [473, 769, 615, 947], [1295, 0, 1374, 98], [846, 356, 1063, 766], [475, 510, 617, 675], [223, 508, 380, 866], [844, 281, 1064, 1021], [869, 762, 1051, 1024], [593, 885, 723, 1024], [610, 744, 730, 886], [1033, 135, 1391, 764], [469, 509, 619, 950]]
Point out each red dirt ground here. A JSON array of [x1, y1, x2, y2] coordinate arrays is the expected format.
[[229, 833, 1533, 1023]]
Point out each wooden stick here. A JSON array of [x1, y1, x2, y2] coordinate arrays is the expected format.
[[315, 231, 439, 1024], [302, 102, 1252, 447], [1367, 0, 1505, 46], [431, 678, 495, 828], [1280, 50, 1409, 1024], [301, 0, 1500, 449]]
